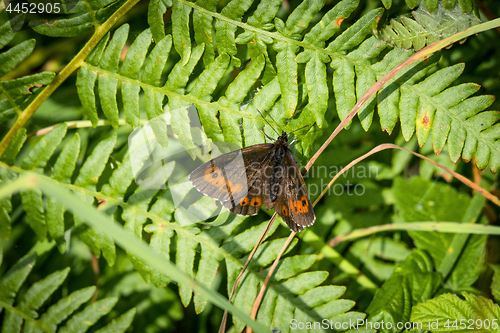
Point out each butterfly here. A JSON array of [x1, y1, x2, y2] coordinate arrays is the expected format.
[[188, 127, 315, 232]]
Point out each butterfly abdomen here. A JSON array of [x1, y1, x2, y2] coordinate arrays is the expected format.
[[270, 140, 287, 202]]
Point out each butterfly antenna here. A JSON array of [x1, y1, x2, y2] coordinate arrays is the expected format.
[[259, 128, 274, 142], [256, 109, 280, 136], [290, 123, 313, 134]]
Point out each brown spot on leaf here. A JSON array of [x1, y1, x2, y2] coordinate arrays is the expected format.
[[26, 84, 43, 94], [335, 18, 345, 27]]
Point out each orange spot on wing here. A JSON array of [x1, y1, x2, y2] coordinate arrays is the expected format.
[[289, 197, 309, 214], [300, 195, 309, 213], [250, 197, 262, 207], [203, 166, 224, 187], [282, 205, 289, 217], [240, 197, 250, 206]]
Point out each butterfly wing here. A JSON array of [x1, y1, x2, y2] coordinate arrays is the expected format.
[[223, 156, 274, 215], [274, 150, 315, 231], [189, 144, 273, 206]]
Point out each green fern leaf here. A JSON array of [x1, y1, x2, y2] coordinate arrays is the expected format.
[[94, 308, 136, 333], [74, 133, 117, 265], [30, 0, 125, 37], [76, 32, 110, 126], [0, 72, 55, 125], [219, 54, 265, 146], [0, 252, 36, 313], [72, 0, 499, 171], [0, 254, 133, 332], [137, 191, 176, 287], [335, 34, 499, 171], [215, 0, 255, 68], [2, 267, 70, 333], [20, 124, 67, 240], [28, 287, 96, 333], [192, 0, 218, 67], [172, 0, 192, 65], [0, 129, 26, 239], [235, 0, 281, 84], [190, 52, 230, 143], [0, 36, 54, 124], [176, 227, 200, 306], [193, 235, 225, 313], [0, 167, 16, 240], [0, 39, 35, 78], [121, 186, 159, 282], [383, 0, 477, 14], [1, 128, 27, 166], [58, 297, 119, 333], [47, 134, 80, 253], [411, 292, 500, 332], [164, 44, 205, 153], [0, 11, 18, 48], [147, 0, 171, 42], [1, 126, 119, 259], [99, 24, 129, 128], [20, 124, 67, 171], [379, 1, 479, 50]]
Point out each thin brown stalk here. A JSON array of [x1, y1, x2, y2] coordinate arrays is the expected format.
[[246, 231, 296, 333], [317, 143, 500, 211], [218, 214, 277, 333]]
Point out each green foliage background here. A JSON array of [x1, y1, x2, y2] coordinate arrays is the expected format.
[[1, 0, 500, 332]]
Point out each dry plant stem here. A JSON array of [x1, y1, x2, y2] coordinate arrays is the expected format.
[[91, 252, 100, 303], [318, 143, 500, 210], [246, 231, 296, 333], [218, 214, 277, 333]]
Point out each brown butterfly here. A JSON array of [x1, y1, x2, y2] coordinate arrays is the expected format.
[[188, 126, 315, 232]]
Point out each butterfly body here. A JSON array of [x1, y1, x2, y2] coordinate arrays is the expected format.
[[189, 131, 315, 231]]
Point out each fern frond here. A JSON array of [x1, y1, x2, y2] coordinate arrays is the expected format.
[[381, 0, 478, 14], [0, 253, 135, 333], [20, 124, 67, 240], [0, 15, 55, 125], [411, 292, 500, 331], [75, 0, 499, 170], [29, 0, 126, 37], [332, 33, 499, 172], [82, 0, 496, 170], [0, 124, 118, 260], [378, 1, 480, 50], [0, 129, 26, 239]]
